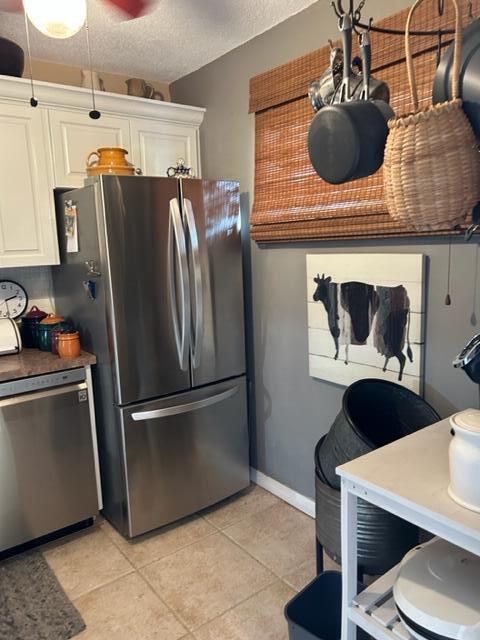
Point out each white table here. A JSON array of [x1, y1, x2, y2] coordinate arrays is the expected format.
[[337, 418, 480, 640]]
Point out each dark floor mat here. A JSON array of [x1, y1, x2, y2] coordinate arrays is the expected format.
[[0, 550, 85, 640]]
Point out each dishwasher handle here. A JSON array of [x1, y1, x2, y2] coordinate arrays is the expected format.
[[131, 385, 239, 422], [0, 382, 87, 408]]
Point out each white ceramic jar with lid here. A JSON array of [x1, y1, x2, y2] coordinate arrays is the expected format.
[[449, 409, 480, 512]]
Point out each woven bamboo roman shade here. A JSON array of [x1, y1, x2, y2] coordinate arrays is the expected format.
[[249, 1, 479, 242]]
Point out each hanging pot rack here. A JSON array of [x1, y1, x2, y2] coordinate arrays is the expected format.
[[332, 0, 474, 36], [329, 0, 480, 246]]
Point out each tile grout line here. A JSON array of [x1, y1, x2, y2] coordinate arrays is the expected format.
[[44, 490, 310, 630], [140, 554, 278, 635], [70, 567, 136, 604], [65, 534, 190, 639], [201, 506, 280, 532], [70, 567, 191, 640], [131, 525, 287, 634], [139, 563, 193, 632], [99, 485, 282, 571], [126, 529, 219, 571], [106, 490, 286, 572], [134, 567, 191, 637], [54, 491, 309, 603], [200, 488, 288, 532], [190, 576, 291, 637], [218, 526, 291, 583], [95, 521, 192, 631], [44, 525, 137, 602], [100, 492, 307, 621], [100, 508, 285, 634]]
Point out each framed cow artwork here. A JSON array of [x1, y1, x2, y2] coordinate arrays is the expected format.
[[306, 253, 425, 394]]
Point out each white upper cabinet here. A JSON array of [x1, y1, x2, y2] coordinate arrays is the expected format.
[[0, 104, 58, 267], [0, 77, 204, 268], [130, 120, 200, 178], [49, 110, 132, 188]]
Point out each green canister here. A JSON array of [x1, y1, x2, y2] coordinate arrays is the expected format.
[[37, 314, 65, 351]]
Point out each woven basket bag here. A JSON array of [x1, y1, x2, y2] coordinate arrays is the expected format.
[[383, 0, 480, 231]]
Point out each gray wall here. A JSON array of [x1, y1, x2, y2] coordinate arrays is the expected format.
[[172, 0, 480, 499]]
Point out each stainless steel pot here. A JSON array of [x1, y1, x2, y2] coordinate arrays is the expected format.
[[308, 26, 394, 185], [433, 18, 480, 137]]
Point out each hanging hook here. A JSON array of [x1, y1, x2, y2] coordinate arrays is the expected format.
[[438, 0, 445, 15], [331, 1, 342, 20], [354, 0, 367, 24]]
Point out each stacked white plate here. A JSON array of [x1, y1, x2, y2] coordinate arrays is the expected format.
[[393, 538, 480, 640]]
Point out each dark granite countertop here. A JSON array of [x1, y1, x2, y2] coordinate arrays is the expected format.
[[0, 348, 96, 383]]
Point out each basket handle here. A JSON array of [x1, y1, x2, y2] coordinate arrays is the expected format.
[[405, 0, 462, 110]]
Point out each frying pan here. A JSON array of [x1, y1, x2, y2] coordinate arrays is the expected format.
[[433, 18, 480, 137], [308, 24, 394, 185]]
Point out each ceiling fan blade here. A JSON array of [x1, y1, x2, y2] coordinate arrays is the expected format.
[[103, 0, 153, 18], [0, 0, 154, 18], [0, 0, 22, 11]]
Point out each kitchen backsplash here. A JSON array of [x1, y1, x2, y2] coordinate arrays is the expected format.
[[0, 267, 55, 314]]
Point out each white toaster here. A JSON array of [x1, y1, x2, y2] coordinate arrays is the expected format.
[[0, 318, 22, 355]]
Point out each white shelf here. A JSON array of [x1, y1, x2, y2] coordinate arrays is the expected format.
[[349, 564, 413, 640], [337, 418, 480, 640], [338, 419, 480, 556]]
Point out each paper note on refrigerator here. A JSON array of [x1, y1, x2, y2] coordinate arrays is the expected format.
[[64, 200, 79, 253]]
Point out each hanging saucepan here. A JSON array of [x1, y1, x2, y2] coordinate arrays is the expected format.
[[308, 22, 394, 185], [433, 18, 480, 138], [308, 28, 391, 113], [308, 43, 344, 112]]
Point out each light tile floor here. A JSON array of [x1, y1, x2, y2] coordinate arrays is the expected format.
[[43, 485, 323, 640]]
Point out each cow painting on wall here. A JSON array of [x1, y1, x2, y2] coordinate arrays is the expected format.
[[307, 254, 425, 394]]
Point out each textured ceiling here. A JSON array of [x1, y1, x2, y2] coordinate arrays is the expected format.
[[0, 0, 318, 82]]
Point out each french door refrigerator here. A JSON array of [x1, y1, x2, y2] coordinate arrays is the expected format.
[[53, 175, 249, 537]]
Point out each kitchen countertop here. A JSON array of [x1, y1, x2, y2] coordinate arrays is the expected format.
[[0, 348, 96, 383]]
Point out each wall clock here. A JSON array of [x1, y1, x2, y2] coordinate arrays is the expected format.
[[0, 281, 28, 319]]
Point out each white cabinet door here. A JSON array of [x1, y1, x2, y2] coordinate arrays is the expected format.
[[49, 109, 132, 188], [0, 104, 59, 267], [130, 119, 200, 177]]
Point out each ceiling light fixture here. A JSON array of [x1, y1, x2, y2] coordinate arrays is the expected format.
[[23, 0, 87, 39]]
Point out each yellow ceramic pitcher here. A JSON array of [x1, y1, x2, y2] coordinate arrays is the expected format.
[[86, 147, 135, 176]]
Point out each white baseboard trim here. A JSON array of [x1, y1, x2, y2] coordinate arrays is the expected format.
[[250, 468, 315, 518]]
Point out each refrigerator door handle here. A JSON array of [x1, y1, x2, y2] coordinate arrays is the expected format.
[[168, 198, 190, 371], [131, 385, 239, 421], [183, 198, 204, 369]]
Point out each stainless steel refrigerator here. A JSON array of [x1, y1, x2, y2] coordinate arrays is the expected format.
[[53, 175, 249, 538]]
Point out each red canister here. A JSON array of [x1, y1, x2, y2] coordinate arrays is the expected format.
[[20, 305, 48, 348]]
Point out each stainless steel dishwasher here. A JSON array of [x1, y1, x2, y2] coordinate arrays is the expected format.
[[0, 368, 100, 552]]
